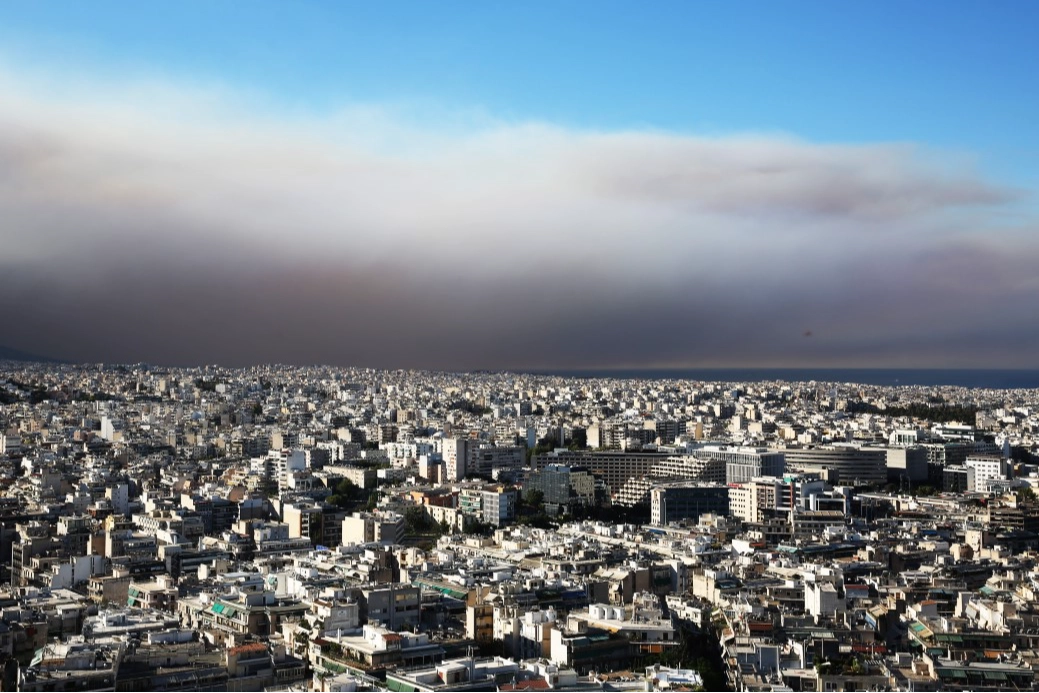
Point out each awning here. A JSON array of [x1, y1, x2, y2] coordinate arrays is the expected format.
[[936, 668, 968, 680]]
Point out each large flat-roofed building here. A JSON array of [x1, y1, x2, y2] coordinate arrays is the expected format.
[[650, 482, 730, 525], [614, 454, 728, 507], [689, 445, 785, 484], [464, 444, 526, 480], [526, 464, 597, 516], [964, 455, 1009, 493], [532, 451, 670, 495], [782, 445, 886, 486], [886, 446, 930, 483], [534, 446, 784, 496]]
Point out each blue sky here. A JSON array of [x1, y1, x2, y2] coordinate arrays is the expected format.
[[2, 1, 1038, 369], [2, 1, 1036, 172]]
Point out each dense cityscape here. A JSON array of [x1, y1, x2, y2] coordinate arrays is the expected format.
[[3, 2, 1038, 691], [1, 359, 1039, 690]]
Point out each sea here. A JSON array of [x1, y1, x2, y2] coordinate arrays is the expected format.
[[527, 368, 1039, 389]]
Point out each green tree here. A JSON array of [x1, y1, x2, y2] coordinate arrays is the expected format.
[[336, 479, 358, 498], [568, 427, 588, 450], [404, 506, 433, 533], [327, 494, 351, 509], [365, 491, 379, 511], [294, 629, 310, 658], [523, 489, 545, 513]]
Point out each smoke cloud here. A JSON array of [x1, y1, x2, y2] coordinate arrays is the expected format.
[[0, 65, 1033, 369]]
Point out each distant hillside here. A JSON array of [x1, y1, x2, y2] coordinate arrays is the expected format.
[[0, 344, 62, 363]]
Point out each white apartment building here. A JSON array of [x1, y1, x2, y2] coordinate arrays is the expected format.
[[965, 455, 1008, 493]]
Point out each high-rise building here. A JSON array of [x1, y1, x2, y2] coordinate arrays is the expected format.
[[442, 438, 469, 481]]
